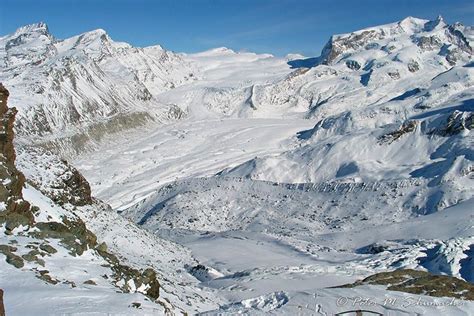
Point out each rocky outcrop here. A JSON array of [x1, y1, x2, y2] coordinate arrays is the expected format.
[[444, 110, 473, 135], [0, 84, 33, 232], [431, 110, 473, 136], [446, 23, 473, 55], [378, 120, 417, 144], [417, 35, 442, 50], [320, 30, 383, 65], [338, 269, 474, 300], [96, 247, 160, 299], [61, 162, 92, 205], [0, 84, 161, 301], [0, 289, 4, 316], [17, 146, 92, 206], [345, 60, 361, 70], [407, 60, 420, 72]]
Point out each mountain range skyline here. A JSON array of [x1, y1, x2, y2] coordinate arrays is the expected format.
[[1, 0, 473, 56]]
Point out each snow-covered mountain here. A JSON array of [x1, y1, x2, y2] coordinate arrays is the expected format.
[[0, 22, 196, 156], [198, 16, 473, 118], [1, 15, 474, 315], [71, 16, 474, 315]]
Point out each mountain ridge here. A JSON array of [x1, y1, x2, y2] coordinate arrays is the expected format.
[[0, 21, 197, 157]]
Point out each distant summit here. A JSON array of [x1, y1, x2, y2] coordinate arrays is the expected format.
[[318, 15, 472, 66]]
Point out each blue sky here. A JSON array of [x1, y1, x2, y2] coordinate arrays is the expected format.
[[1, 0, 473, 56]]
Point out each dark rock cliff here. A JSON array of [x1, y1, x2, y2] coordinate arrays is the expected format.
[[0, 83, 33, 233]]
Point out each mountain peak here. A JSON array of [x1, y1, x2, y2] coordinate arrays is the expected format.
[[15, 22, 50, 36], [397, 16, 428, 33], [424, 15, 447, 32], [399, 16, 427, 25], [70, 28, 111, 50], [76, 28, 109, 42], [85, 28, 107, 36]]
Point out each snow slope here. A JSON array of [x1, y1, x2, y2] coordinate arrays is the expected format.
[[121, 180, 474, 315], [1, 185, 169, 316], [15, 147, 226, 314]]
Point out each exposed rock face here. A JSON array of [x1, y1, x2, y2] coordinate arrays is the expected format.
[[0, 289, 4, 316], [445, 48, 461, 65], [444, 110, 473, 134], [417, 35, 442, 50], [446, 23, 473, 55], [338, 269, 474, 300], [431, 110, 474, 136], [320, 30, 383, 65], [407, 60, 420, 72], [378, 120, 417, 144], [17, 146, 92, 206], [61, 163, 92, 205], [97, 247, 160, 299], [0, 84, 33, 232], [345, 60, 361, 70], [387, 71, 401, 80]]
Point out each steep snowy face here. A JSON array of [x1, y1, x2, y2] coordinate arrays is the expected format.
[[0, 85, 221, 314], [0, 23, 196, 156], [0, 22, 56, 68], [319, 16, 472, 66]]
